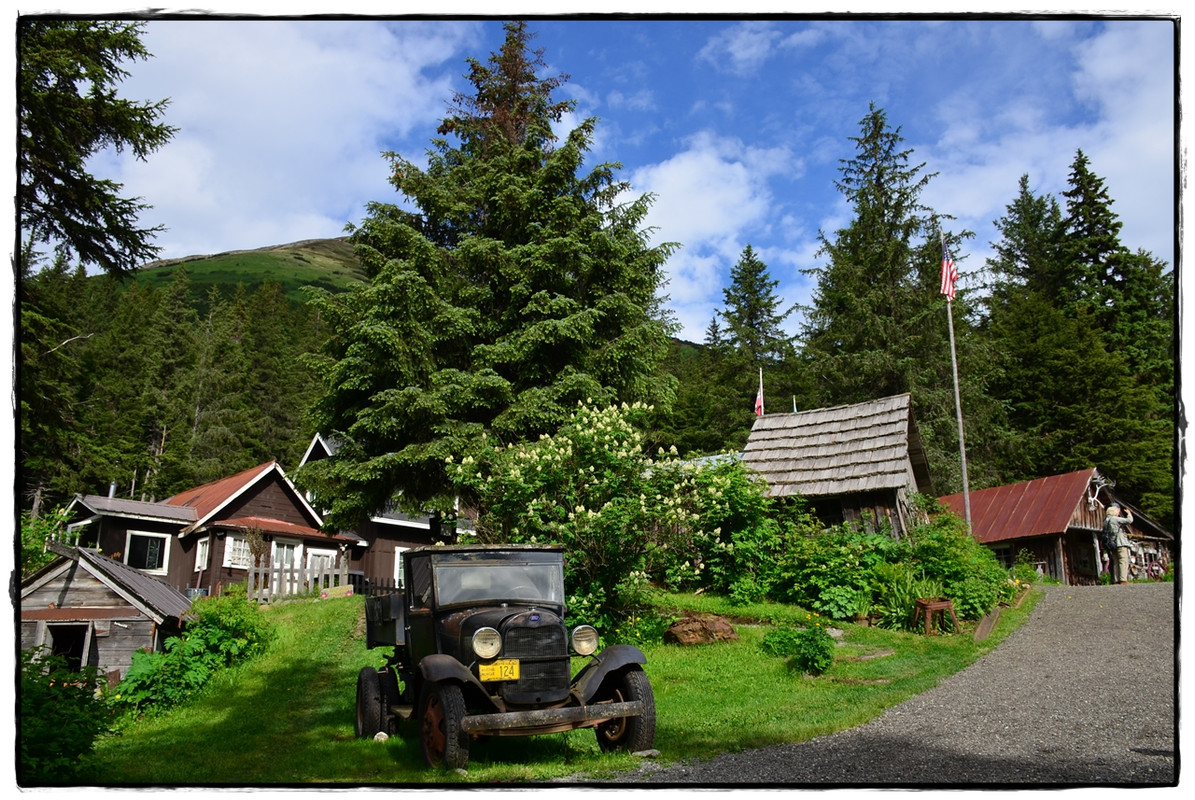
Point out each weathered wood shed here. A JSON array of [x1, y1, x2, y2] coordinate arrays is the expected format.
[[741, 393, 933, 538], [20, 543, 193, 687], [939, 468, 1173, 585]]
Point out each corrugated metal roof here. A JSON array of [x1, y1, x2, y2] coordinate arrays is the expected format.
[[938, 469, 1096, 545], [73, 494, 196, 523], [76, 548, 194, 622], [163, 461, 279, 520], [741, 393, 932, 498], [219, 515, 355, 542]]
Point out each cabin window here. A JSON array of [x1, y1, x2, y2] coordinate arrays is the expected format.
[[273, 541, 298, 568], [125, 531, 170, 574], [195, 537, 211, 572], [307, 547, 337, 572], [224, 536, 253, 569]]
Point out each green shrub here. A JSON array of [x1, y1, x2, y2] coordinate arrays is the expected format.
[[870, 562, 946, 632], [112, 590, 273, 714], [762, 622, 835, 675], [907, 505, 1012, 619], [1011, 549, 1040, 585], [771, 525, 908, 619], [453, 403, 793, 622], [20, 648, 113, 785]]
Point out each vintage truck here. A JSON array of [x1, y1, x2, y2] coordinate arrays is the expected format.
[[355, 544, 656, 769]]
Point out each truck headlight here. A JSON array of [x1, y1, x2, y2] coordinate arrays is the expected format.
[[571, 625, 599, 656], [472, 627, 502, 659]]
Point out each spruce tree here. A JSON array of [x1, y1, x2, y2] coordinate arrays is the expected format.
[[799, 104, 940, 406], [19, 251, 95, 513], [719, 244, 792, 364], [982, 162, 1174, 526], [17, 20, 176, 277], [301, 22, 674, 529]]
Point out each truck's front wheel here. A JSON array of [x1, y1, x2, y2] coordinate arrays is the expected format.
[[420, 680, 469, 769], [356, 667, 384, 739], [595, 666, 656, 753]]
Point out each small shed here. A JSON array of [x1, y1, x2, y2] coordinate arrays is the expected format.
[[20, 543, 193, 687], [939, 468, 1173, 585], [741, 393, 933, 538]]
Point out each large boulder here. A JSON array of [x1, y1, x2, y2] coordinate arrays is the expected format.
[[663, 615, 739, 645]]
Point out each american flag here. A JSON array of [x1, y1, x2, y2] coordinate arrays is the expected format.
[[940, 240, 958, 300]]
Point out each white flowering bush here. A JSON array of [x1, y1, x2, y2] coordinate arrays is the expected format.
[[451, 401, 774, 630]]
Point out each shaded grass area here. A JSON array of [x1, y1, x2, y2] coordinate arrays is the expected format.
[[82, 588, 1039, 785]]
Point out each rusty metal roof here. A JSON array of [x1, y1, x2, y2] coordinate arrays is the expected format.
[[741, 393, 933, 498], [218, 515, 354, 542], [939, 469, 1096, 545], [164, 460, 280, 520]]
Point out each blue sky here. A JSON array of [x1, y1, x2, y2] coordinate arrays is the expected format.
[[33, 11, 1181, 342]]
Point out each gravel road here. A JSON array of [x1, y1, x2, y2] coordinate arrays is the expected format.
[[587, 583, 1178, 787]]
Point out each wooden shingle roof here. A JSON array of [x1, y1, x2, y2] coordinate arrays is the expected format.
[[741, 393, 933, 499]]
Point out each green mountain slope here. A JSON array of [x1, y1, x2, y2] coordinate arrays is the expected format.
[[129, 237, 366, 305]]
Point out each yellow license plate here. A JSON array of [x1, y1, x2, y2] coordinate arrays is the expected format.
[[479, 659, 520, 682]]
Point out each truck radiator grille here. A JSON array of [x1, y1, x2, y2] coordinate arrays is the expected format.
[[502, 623, 569, 704], [504, 625, 566, 658]]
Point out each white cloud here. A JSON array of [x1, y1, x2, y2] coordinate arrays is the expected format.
[[628, 131, 795, 339], [1070, 22, 1176, 265], [107, 20, 481, 259], [697, 21, 785, 76]]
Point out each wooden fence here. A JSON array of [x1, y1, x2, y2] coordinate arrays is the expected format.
[[246, 559, 352, 604]]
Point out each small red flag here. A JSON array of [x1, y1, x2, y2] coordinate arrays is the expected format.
[[754, 369, 764, 416]]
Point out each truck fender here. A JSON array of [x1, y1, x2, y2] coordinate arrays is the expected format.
[[571, 644, 648, 703], [417, 654, 501, 713]]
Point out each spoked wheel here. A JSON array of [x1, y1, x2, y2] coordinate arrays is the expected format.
[[355, 666, 384, 739], [420, 680, 469, 769], [595, 665, 656, 753]]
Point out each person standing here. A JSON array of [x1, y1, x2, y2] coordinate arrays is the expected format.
[[1103, 504, 1135, 584]]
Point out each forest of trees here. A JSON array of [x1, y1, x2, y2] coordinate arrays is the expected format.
[[17, 21, 1175, 532]]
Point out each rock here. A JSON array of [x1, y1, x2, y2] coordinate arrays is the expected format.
[[663, 615, 739, 645]]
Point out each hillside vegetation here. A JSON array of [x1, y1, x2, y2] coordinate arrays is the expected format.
[[127, 237, 366, 306]]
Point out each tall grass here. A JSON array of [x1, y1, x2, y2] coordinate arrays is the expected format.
[[79, 589, 1038, 785]]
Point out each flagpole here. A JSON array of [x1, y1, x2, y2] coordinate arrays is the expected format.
[[941, 232, 972, 530]]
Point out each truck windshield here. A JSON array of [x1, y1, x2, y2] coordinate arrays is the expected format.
[[434, 561, 565, 606]]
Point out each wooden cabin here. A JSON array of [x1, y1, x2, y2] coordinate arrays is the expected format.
[[20, 544, 193, 687], [741, 393, 933, 538], [63, 461, 357, 598], [939, 468, 1173, 585]]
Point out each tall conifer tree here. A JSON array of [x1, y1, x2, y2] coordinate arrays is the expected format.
[[301, 22, 675, 529]]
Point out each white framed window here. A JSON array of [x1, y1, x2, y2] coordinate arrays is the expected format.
[[395, 546, 408, 588], [273, 540, 298, 568], [195, 537, 211, 572], [125, 531, 171, 575], [224, 536, 253, 569], [307, 547, 337, 572]]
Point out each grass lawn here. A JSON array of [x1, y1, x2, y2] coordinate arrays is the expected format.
[[79, 588, 1039, 785]]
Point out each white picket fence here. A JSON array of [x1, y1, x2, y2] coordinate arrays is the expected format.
[[246, 559, 351, 603]]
